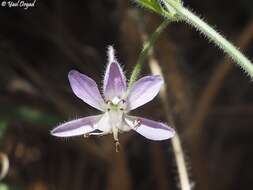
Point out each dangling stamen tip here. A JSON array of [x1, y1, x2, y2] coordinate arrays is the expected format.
[[115, 141, 120, 153], [133, 119, 141, 129]]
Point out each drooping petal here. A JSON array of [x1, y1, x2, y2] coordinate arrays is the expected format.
[[103, 46, 127, 100], [127, 75, 163, 110], [68, 70, 105, 111], [51, 115, 102, 137], [124, 116, 175, 141]]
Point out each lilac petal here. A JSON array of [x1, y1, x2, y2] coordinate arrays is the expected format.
[[51, 115, 102, 137], [125, 116, 175, 141], [127, 75, 163, 110], [103, 46, 127, 100], [68, 70, 105, 111]]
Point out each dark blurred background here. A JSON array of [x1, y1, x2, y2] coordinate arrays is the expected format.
[[0, 0, 252, 190]]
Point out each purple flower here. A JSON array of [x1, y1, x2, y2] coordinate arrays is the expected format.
[[51, 46, 175, 150]]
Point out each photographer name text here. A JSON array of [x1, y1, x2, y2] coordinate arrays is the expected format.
[[1, 0, 36, 10]]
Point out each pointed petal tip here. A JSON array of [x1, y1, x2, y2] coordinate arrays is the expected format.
[[50, 128, 63, 137], [107, 45, 116, 63], [103, 47, 127, 99], [125, 116, 175, 141], [50, 130, 60, 137], [50, 129, 54, 136], [68, 69, 79, 78], [107, 45, 114, 53], [50, 126, 71, 137], [147, 123, 176, 141], [153, 75, 164, 84], [165, 126, 176, 139]]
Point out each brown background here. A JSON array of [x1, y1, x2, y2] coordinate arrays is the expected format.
[[0, 0, 252, 190]]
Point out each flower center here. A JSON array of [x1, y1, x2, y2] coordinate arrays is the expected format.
[[105, 96, 127, 135], [106, 97, 127, 112], [105, 96, 128, 151]]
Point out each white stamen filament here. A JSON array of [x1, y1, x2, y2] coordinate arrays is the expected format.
[[106, 97, 125, 151], [112, 126, 119, 142]]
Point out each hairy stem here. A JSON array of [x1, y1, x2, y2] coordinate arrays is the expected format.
[[161, 0, 253, 79], [186, 21, 253, 139]]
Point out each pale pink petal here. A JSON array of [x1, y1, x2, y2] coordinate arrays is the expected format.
[[127, 75, 163, 110], [51, 115, 102, 137], [125, 116, 175, 141], [103, 46, 127, 100], [68, 70, 105, 111]]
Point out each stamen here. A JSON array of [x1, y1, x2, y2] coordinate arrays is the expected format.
[[118, 99, 127, 111], [115, 141, 120, 152], [133, 119, 141, 129], [112, 126, 120, 152], [106, 100, 112, 105]]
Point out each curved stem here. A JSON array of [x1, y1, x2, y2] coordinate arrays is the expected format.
[[186, 21, 253, 139], [162, 0, 253, 79]]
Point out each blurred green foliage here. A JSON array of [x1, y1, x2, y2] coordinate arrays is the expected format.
[[0, 183, 20, 190], [135, 0, 178, 20], [0, 184, 9, 190], [0, 122, 7, 145], [0, 105, 61, 127]]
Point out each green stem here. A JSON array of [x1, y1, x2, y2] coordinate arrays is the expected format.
[[162, 0, 253, 79], [129, 20, 171, 88]]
